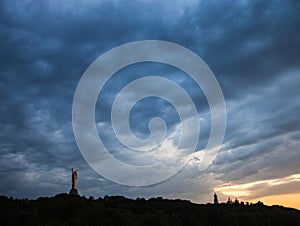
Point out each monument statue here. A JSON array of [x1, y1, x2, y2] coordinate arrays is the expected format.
[[72, 168, 78, 188], [69, 167, 79, 195]]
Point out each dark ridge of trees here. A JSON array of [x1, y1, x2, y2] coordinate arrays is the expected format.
[[0, 194, 300, 226]]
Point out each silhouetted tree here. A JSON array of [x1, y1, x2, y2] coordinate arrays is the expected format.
[[0, 195, 299, 226]]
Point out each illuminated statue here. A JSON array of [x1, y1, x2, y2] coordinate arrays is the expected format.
[[69, 166, 79, 195], [72, 168, 78, 189]]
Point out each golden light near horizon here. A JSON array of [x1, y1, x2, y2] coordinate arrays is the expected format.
[[250, 193, 300, 210], [215, 173, 300, 210]]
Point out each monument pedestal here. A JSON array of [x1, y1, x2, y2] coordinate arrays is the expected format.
[[69, 188, 79, 196]]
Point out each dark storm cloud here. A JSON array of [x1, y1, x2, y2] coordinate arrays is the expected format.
[[165, 0, 300, 98], [0, 0, 299, 201]]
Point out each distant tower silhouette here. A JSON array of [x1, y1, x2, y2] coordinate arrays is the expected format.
[[69, 166, 79, 196], [234, 197, 239, 205], [227, 197, 232, 205], [214, 193, 218, 204]]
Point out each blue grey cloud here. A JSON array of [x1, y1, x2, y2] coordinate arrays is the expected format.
[[0, 0, 299, 202]]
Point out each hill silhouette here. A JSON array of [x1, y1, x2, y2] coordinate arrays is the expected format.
[[1, 194, 300, 226]]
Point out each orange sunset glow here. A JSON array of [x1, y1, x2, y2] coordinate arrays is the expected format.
[[215, 174, 300, 210]]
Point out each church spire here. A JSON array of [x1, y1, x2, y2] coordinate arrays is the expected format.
[[214, 193, 218, 204]]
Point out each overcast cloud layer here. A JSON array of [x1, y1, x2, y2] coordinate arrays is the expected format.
[[0, 0, 300, 204]]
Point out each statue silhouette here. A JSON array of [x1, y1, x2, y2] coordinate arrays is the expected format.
[[69, 167, 79, 196], [71, 168, 78, 189]]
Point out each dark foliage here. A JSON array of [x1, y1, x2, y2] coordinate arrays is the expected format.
[[0, 194, 299, 226]]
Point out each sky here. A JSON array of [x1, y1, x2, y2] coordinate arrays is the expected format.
[[1, 0, 300, 209]]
